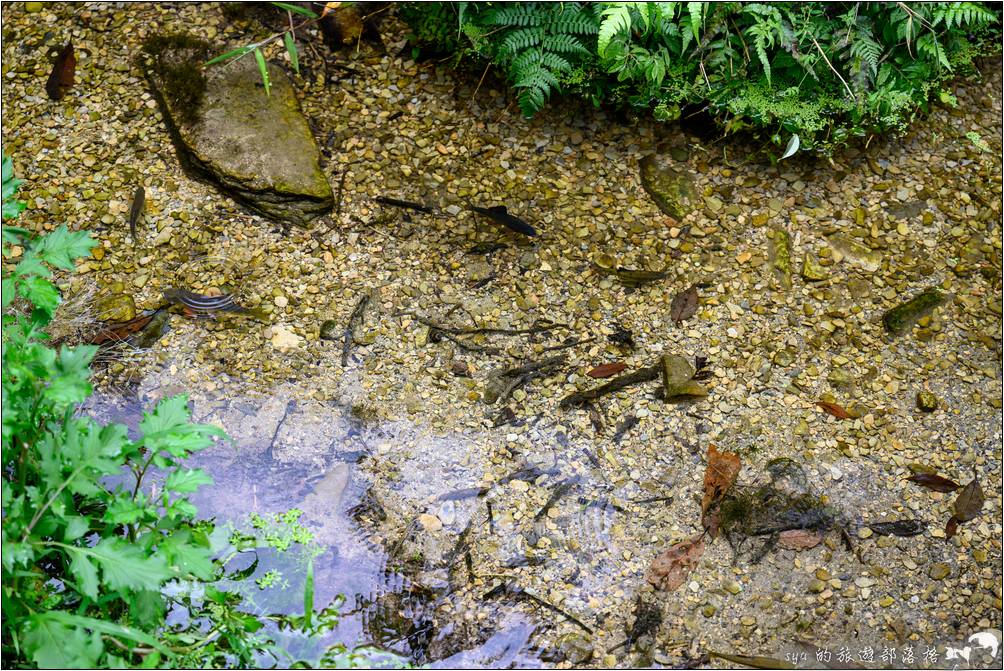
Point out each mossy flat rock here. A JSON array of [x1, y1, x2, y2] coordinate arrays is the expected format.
[[883, 288, 948, 336], [95, 293, 136, 322], [146, 38, 333, 226], [639, 152, 696, 220]]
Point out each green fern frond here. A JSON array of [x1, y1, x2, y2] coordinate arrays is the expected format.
[[501, 26, 544, 55], [542, 33, 590, 55], [483, 4, 542, 27], [687, 1, 705, 41], [598, 3, 633, 57], [539, 51, 573, 73]]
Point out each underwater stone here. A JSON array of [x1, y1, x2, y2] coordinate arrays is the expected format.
[[95, 292, 136, 322], [145, 36, 333, 226], [916, 390, 939, 412], [882, 288, 948, 336], [639, 152, 697, 220]]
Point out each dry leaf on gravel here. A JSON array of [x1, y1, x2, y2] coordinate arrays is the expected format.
[[816, 400, 851, 419], [647, 534, 705, 592], [701, 444, 741, 537], [777, 529, 823, 550]]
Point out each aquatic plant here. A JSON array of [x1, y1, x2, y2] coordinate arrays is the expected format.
[[1, 156, 403, 668], [401, 1, 1002, 155]]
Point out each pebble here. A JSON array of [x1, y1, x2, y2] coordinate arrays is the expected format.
[[270, 325, 302, 349], [928, 563, 951, 580], [916, 390, 938, 412], [417, 513, 443, 532]]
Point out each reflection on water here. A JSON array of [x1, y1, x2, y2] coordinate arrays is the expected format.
[[83, 390, 554, 667]]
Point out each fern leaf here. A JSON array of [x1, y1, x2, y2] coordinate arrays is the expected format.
[[501, 27, 544, 56], [542, 33, 590, 55], [687, 1, 705, 42], [598, 3, 632, 57]]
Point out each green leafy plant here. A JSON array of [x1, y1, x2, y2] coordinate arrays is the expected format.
[[402, 1, 1001, 154], [1, 157, 406, 669], [206, 1, 327, 94]]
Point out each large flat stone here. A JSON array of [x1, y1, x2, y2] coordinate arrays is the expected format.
[[146, 37, 333, 226]]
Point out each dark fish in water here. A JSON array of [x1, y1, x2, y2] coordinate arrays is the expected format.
[[128, 186, 145, 238], [467, 202, 537, 236], [163, 288, 265, 319], [46, 42, 75, 100], [374, 196, 435, 214]]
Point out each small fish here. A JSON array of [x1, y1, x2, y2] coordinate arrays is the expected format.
[[128, 186, 145, 239], [467, 202, 537, 236], [374, 196, 435, 214], [162, 288, 265, 319]]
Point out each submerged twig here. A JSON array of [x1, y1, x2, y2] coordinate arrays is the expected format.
[[374, 196, 436, 214], [534, 477, 579, 522], [559, 364, 661, 408], [486, 354, 567, 404], [405, 312, 566, 337], [483, 582, 592, 634]]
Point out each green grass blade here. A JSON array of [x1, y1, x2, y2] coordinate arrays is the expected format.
[[271, 1, 318, 18], [303, 557, 314, 630], [205, 45, 252, 66], [253, 48, 271, 96], [283, 31, 299, 74]]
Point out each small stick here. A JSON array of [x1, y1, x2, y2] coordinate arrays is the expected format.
[[559, 364, 661, 408], [404, 313, 566, 337], [374, 196, 435, 214], [341, 294, 370, 366]]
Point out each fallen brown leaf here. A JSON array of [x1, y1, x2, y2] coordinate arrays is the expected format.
[[701, 444, 741, 538], [952, 475, 984, 523], [46, 42, 75, 101], [670, 284, 698, 324], [587, 362, 626, 378], [777, 529, 823, 550], [86, 312, 156, 346], [816, 400, 851, 419], [945, 516, 959, 539], [905, 473, 961, 493], [646, 534, 705, 592]]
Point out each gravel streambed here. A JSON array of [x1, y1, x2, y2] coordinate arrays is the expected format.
[[2, 3, 1001, 668]]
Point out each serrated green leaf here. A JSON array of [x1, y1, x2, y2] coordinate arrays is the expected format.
[[2, 277, 16, 309], [63, 516, 90, 542], [13, 252, 51, 279], [2, 174, 22, 201], [1, 541, 36, 570], [24, 614, 102, 668], [139, 394, 190, 435], [284, 31, 300, 74], [20, 275, 60, 315], [35, 611, 170, 658], [68, 549, 100, 599], [2, 199, 26, 220], [33, 225, 96, 270], [160, 530, 215, 579], [271, 1, 318, 18], [89, 537, 172, 592], [165, 468, 214, 493], [103, 495, 151, 525], [254, 47, 271, 96]]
